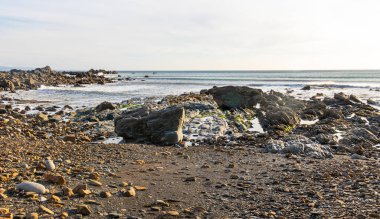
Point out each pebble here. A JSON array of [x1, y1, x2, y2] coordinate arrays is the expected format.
[[39, 205, 54, 215], [77, 204, 92, 215], [16, 182, 46, 194], [62, 187, 74, 197], [351, 153, 366, 160], [26, 212, 38, 219], [134, 186, 147, 191], [122, 186, 136, 197], [100, 191, 112, 198], [89, 179, 102, 186], [45, 158, 56, 171], [0, 208, 9, 214], [167, 210, 180, 216]]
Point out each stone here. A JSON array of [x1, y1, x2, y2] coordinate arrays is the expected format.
[[63, 135, 76, 142], [121, 186, 136, 197], [73, 184, 88, 194], [202, 86, 263, 109], [100, 191, 112, 198], [37, 113, 49, 121], [167, 211, 180, 216], [26, 212, 38, 219], [349, 94, 361, 103], [134, 186, 147, 191], [0, 193, 8, 200], [39, 205, 54, 215], [340, 128, 379, 147], [258, 106, 300, 134], [265, 135, 333, 158], [115, 106, 185, 145], [301, 85, 311, 90], [45, 158, 55, 171], [0, 208, 9, 215], [88, 179, 102, 186], [44, 173, 66, 185], [316, 133, 338, 145], [77, 205, 91, 216], [16, 182, 46, 194], [351, 153, 366, 160], [184, 176, 196, 182], [62, 187, 74, 197], [89, 172, 100, 180], [95, 101, 116, 112], [49, 195, 62, 203], [367, 98, 376, 105]]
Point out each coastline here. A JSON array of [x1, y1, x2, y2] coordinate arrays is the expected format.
[[0, 68, 379, 218]]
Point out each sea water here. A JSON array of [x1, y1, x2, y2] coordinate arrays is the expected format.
[[7, 70, 380, 107]]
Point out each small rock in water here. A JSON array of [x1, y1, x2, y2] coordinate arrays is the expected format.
[[16, 182, 46, 194]]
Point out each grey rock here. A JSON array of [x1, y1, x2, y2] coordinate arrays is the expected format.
[[45, 159, 56, 171], [16, 182, 46, 194], [95, 101, 116, 112], [115, 106, 185, 145], [202, 86, 263, 109], [265, 135, 333, 159]]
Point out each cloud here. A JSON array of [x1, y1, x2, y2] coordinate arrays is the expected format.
[[0, 0, 380, 70]]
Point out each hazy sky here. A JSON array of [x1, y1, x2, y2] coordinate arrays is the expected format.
[[1, 0, 380, 70]]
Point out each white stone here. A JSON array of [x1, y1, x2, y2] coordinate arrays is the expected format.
[[45, 159, 56, 171], [16, 182, 46, 194]]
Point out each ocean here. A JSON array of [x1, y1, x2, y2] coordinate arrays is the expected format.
[[8, 70, 380, 107]]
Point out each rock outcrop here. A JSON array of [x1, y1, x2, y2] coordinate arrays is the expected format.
[[114, 106, 185, 145], [0, 66, 112, 91], [202, 86, 263, 109]]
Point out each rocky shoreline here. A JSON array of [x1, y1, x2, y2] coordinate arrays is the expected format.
[[0, 66, 114, 92], [0, 77, 379, 218]]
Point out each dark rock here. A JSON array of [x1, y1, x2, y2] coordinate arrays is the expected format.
[[202, 86, 263, 109], [349, 95, 361, 103], [95, 101, 116, 112], [0, 79, 15, 92], [316, 133, 338, 145], [340, 127, 379, 147], [115, 106, 185, 145], [320, 108, 344, 120], [258, 106, 300, 134], [301, 85, 311, 90]]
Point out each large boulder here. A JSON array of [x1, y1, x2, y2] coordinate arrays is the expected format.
[[115, 106, 185, 145], [202, 86, 263, 109]]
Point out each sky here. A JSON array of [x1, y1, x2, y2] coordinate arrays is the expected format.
[[1, 0, 380, 70]]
